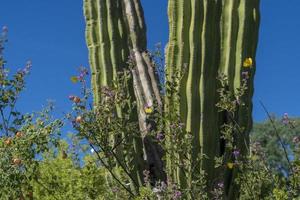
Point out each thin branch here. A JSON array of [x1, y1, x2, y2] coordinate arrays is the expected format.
[[0, 108, 9, 136], [89, 130, 140, 190], [89, 143, 135, 197], [259, 100, 296, 187]]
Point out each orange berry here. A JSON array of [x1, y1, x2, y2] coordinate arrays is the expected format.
[[75, 116, 83, 123], [4, 138, 12, 145], [73, 96, 81, 103], [12, 158, 22, 166], [16, 131, 23, 138]]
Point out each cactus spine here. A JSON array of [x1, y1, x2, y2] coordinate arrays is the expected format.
[[166, 0, 260, 197]]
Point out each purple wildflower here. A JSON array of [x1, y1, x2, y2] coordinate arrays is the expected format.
[[77, 66, 89, 82], [282, 113, 289, 125], [160, 181, 167, 190], [241, 71, 250, 80], [293, 136, 300, 144], [111, 187, 119, 193], [234, 98, 241, 106], [217, 182, 224, 189], [69, 95, 75, 101], [101, 86, 115, 98], [173, 190, 182, 200], [156, 132, 165, 142], [233, 149, 240, 159], [17, 60, 32, 76], [143, 170, 150, 184], [178, 122, 185, 128]]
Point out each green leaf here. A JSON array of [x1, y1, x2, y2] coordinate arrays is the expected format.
[[70, 76, 79, 83]]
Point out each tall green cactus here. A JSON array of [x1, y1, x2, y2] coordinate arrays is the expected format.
[[166, 0, 260, 198], [83, 0, 260, 198], [83, 0, 165, 192]]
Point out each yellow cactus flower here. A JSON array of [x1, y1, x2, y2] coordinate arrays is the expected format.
[[227, 162, 234, 169], [243, 57, 253, 67], [144, 106, 153, 114]]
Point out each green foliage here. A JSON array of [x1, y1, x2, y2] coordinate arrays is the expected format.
[[3, 0, 300, 198], [0, 29, 63, 199], [0, 107, 62, 199], [251, 116, 300, 175], [31, 143, 113, 200]]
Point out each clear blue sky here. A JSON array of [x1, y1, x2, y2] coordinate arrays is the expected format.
[[1, 0, 299, 122]]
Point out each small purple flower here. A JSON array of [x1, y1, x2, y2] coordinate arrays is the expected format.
[[170, 123, 176, 129], [111, 187, 119, 193], [101, 86, 115, 98], [242, 71, 250, 80], [217, 182, 224, 189], [282, 113, 289, 125], [234, 99, 241, 106], [173, 190, 182, 199], [293, 136, 300, 144], [233, 149, 240, 159], [178, 122, 185, 128], [77, 66, 89, 82], [156, 132, 165, 142], [78, 74, 84, 80], [160, 181, 167, 190], [69, 95, 75, 101], [24, 60, 32, 72], [143, 170, 150, 184]]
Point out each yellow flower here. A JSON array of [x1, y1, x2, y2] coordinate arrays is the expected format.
[[243, 57, 253, 67], [227, 162, 234, 169], [144, 107, 153, 114]]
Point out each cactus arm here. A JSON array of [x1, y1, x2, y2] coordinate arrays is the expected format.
[[84, 0, 165, 190], [122, 0, 165, 181], [166, 0, 260, 197]]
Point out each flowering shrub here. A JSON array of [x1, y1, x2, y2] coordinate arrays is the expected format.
[[65, 57, 300, 199], [0, 27, 63, 199]]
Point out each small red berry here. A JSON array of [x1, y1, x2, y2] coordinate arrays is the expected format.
[[4, 138, 12, 145]]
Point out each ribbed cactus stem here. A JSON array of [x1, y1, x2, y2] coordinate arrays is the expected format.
[[84, 0, 165, 191], [166, 0, 260, 197]]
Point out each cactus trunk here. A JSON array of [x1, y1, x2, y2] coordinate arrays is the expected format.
[[165, 0, 260, 198], [83, 0, 165, 192]]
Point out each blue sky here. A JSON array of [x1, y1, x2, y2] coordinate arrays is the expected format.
[[1, 0, 299, 122]]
